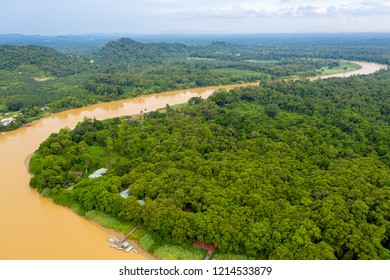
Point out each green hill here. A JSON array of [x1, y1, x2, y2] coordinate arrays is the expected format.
[[0, 44, 89, 76], [96, 38, 188, 63]]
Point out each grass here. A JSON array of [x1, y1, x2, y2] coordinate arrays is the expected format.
[[121, 228, 209, 260], [138, 234, 205, 260], [171, 103, 187, 110], [43, 186, 206, 260], [244, 60, 279, 64], [84, 210, 135, 233], [139, 234, 156, 251], [87, 145, 119, 173], [186, 57, 217, 61], [134, 225, 252, 260], [88, 145, 106, 157], [135, 232, 253, 260], [318, 61, 362, 75], [154, 244, 205, 260]]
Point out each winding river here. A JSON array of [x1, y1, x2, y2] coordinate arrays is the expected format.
[[0, 61, 386, 260]]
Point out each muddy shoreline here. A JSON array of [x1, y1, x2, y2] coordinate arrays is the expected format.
[[0, 61, 386, 259]]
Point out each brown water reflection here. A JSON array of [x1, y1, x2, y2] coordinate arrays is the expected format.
[[0, 83, 256, 260], [0, 60, 386, 259]]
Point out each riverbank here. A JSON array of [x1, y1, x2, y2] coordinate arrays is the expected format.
[[26, 64, 390, 260], [33, 170, 217, 260], [0, 60, 387, 260], [316, 60, 362, 76], [310, 60, 387, 80], [0, 82, 258, 260], [55, 60, 386, 260], [1, 60, 386, 134]]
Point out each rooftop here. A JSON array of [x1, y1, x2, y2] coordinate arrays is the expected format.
[[88, 168, 108, 179], [119, 189, 145, 206]]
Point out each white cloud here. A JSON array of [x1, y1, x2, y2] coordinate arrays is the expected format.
[[339, 0, 390, 16], [171, 5, 271, 20], [1, 0, 390, 34], [142, 0, 390, 19]]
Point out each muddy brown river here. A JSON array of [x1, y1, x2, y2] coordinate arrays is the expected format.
[[0, 61, 386, 259], [0, 83, 257, 259]]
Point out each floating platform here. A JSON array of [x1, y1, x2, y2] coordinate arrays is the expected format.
[[125, 245, 134, 252], [107, 237, 120, 244], [108, 236, 134, 253]]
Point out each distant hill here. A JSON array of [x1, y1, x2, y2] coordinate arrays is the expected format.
[[96, 38, 188, 63], [0, 44, 89, 76], [0, 34, 123, 55]]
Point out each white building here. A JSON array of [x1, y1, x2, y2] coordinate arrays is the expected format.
[[0, 117, 15, 127], [88, 168, 108, 179]]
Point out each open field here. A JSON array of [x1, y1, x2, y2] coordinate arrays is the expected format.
[[317, 60, 361, 75]]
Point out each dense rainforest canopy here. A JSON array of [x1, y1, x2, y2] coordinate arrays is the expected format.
[[2, 34, 388, 131], [30, 68, 390, 259]]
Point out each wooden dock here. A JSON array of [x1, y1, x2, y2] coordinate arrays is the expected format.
[[120, 224, 140, 243], [107, 225, 140, 253]]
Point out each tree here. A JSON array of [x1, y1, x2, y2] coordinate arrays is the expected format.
[[264, 104, 279, 118]]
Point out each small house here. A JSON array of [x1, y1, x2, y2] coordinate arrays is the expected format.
[[119, 189, 145, 206], [88, 168, 108, 179], [0, 117, 15, 127], [120, 189, 130, 199]]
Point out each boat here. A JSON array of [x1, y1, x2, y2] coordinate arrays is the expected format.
[[122, 241, 133, 252], [107, 237, 120, 244], [108, 236, 134, 252], [125, 245, 134, 252]]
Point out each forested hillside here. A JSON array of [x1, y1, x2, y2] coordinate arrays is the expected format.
[[1, 37, 357, 131], [0, 45, 88, 76], [97, 38, 188, 63], [30, 69, 390, 259]]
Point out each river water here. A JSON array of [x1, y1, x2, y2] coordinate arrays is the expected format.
[[0, 61, 386, 260], [0, 83, 257, 260], [309, 61, 387, 80]]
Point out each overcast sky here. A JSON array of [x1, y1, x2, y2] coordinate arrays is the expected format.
[[2, 0, 390, 35]]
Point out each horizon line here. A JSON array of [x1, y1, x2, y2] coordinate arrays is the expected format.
[[2, 31, 390, 37]]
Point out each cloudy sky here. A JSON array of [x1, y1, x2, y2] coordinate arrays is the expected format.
[[2, 0, 390, 35]]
